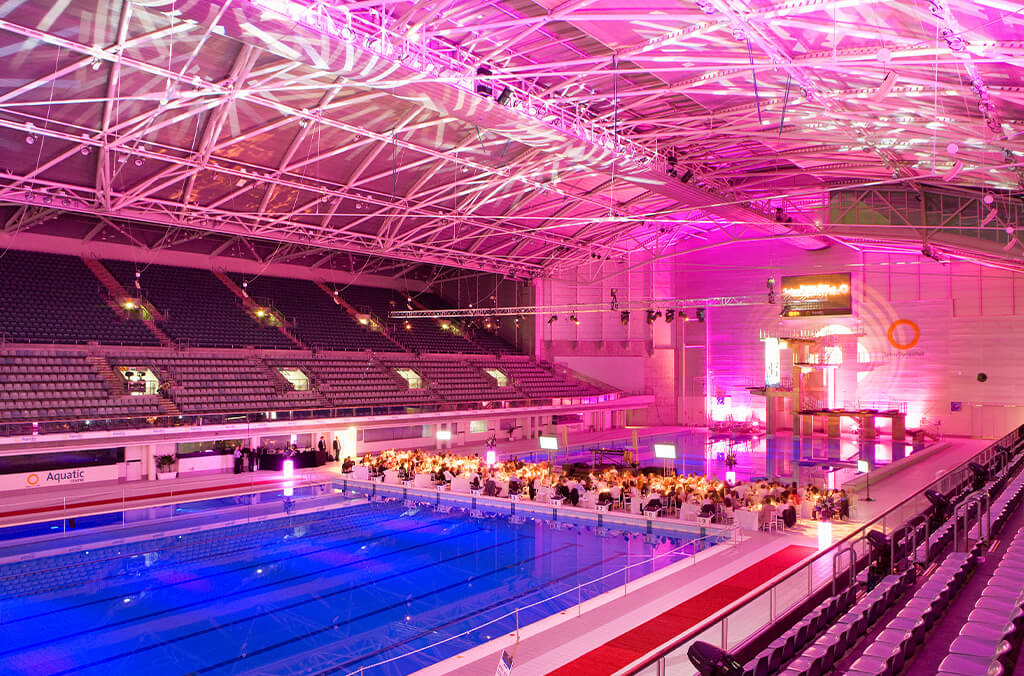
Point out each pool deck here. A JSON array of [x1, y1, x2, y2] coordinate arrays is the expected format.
[[0, 431, 994, 676], [412, 435, 990, 676]]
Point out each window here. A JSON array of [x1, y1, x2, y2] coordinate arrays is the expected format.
[[395, 368, 423, 389], [469, 420, 489, 434], [278, 368, 310, 391], [484, 368, 508, 387], [120, 367, 160, 395]]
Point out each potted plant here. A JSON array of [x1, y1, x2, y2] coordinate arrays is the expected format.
[[155, 454, 177, 480]]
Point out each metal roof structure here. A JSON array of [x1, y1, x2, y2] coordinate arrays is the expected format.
[[0, 0, 1022, 279]]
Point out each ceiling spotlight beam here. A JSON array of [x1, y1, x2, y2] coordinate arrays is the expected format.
[[389, 295, 762, 319]]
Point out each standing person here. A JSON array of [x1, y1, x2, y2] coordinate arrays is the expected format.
[[332, 437, 341, 462], [232, 445, 242, 474], [318, 435, 327, 457], [246, 446, 255, 472]]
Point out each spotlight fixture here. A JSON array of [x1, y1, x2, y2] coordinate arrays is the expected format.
[[569, 313, 579, 325], [609, 288, 619, 311], [665, 309, 675, 323], [404, 321, 413, 330], [696, 308, 706, 323], [475, 65, 492, 97], [767, 277, 776, 304], [646, 309, 662, 324], [496, 86, 513, 106], [679, 169, 693, 183], [547, 315, 559, 325], [620, 311, 630, 326], [255, 309, 266, 318]]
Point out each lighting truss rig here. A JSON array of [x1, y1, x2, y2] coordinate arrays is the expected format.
[[389, 295, 764, 319]]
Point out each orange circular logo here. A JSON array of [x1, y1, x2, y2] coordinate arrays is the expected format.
[[26, 473, 39, 486], [887, 319, 920, 350]]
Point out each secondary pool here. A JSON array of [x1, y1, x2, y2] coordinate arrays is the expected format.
[[0, 497, 716, 676]]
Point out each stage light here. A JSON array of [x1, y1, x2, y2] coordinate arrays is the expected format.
[[609, 289, 619, 310], [475, 65, 492, 97], [620, 311, 630, 325], [569, 313, 579, 325], [404, 321, 412, 330], [696, 308, 705, 323], [547, 315, 558, 324], [440, 321, 450, 329], [646, 309, 661, 324], [679, 169, 693, 183], [496, 86, 513, 106], [283, 458, 294, 479], [255, 309, 266, 318], [665, 309, 675, 323], [123, 300, 136, 310]]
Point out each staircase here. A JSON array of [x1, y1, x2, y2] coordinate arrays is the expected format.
[[212, 270, 305, 349], [82, 257, 176, 347], [86, 355, 126, 396], [313, 281, 407, 352]]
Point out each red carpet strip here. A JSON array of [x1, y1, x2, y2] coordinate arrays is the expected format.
[[0, 479, 288, 520], [548, 544, 818, 676]]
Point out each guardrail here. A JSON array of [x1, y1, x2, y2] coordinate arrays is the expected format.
[[0, 474, 333, 539], [618, 424, 1023, 675], [338, 527, 741, 676]]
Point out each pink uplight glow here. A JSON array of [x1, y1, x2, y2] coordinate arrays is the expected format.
[[283, 458, 295, 479]]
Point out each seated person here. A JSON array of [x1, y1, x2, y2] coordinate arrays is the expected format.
[[569, 487, 580, 506], [341, 457, 355, 473], [470, 476, 481, 491], [508, 479, 522, 495], [597, 490, 613, 506], [644, 495, 663, 512], [484, 478, 498, 496]]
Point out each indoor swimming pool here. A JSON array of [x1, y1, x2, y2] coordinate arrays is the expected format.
[[0, 497, 714, 675]]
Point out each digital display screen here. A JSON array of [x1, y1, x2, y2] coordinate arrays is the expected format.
[[781, 273, 852, 317], [653, 443, 677, 459], [539, 435, 558, 450]]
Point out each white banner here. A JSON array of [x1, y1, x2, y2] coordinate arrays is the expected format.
[[0, 464, 119, 492]]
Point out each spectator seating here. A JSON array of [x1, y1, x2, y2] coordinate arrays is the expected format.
[[0, 250, 160, 346], [103, 261, 296, 349], [145, 355, 322, 413], [339, 285, 486, 354], [265, 357, 436, 409], [476, 357, 606, 399], [0, 353, 162, 422], [228, 274, 399, 352], [380, 357, 521, 402]]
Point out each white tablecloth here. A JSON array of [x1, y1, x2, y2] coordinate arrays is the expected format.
[[415, 472, 434, 488], [450, 477, 471, 493], [734, 510, 761, 531], [352, 465, 370, 481], [383, 469, 402, 485]]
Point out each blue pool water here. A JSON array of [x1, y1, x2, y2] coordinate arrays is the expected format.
[[521, 429, 911, 487], [0, 499, 710, 675]]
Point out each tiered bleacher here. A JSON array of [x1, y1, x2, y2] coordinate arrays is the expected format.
[[0, 250, 160, 346], [340, 285, 487, 354], [265, 356, 436, 409], [103, 261, 296, 349], [0, 249, 617, 433], [687, 427, 1024, 676], [228, 274, 399, 352], [143, 355, 323, 414], [380, 357, 521, 402], [477, 357, 606, 398], [0, 353, 161, 421]]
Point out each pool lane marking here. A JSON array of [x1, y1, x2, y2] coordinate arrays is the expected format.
[[314, 550, 633, 676], [0, 501, 368, 586], [42, 532, 548, 676], [2, 507, 455, 625], [193, 542, 592, 675]]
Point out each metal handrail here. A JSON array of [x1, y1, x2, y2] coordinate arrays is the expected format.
[[618, 424, 1023, 674], [337, 528, 736, 676]]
